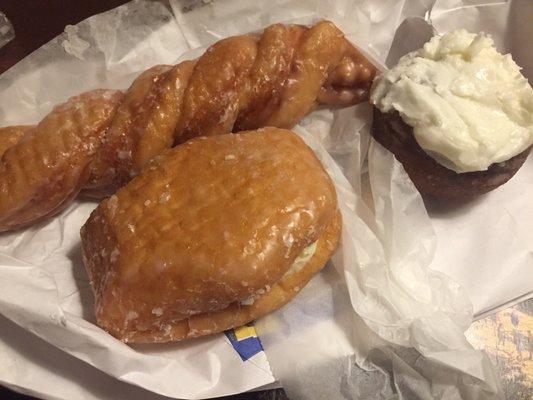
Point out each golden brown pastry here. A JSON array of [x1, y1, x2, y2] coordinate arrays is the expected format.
[[0, 20, 375, 232], [0, 126, 31, 157], [81, 128, 341, 343], [0, 90, 123, 232]]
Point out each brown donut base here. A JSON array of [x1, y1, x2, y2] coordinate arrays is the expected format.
[[371, 108, 531, 199]]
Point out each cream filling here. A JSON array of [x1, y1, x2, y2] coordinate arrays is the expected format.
[[240, 241, 318, 306], [371, 29, 533, 173]]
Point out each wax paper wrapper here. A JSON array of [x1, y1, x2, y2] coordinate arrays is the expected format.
[[0, 1, 532, 399]]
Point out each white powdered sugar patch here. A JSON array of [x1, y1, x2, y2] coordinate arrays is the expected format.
[[117, 150, 131, 160], [110, 248, 120, 263], [152, 308, 164, 316], [125, 311, 138, 323], [107, 195, 118, 214]]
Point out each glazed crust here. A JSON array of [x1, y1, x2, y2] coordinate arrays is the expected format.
[[0, 126, 31, 157], [81, 128, 341, 343], [371, 108, 532, 199], [83, 64, 194, 194], [0, 21, 375, 232], [0, 90, 123, 232], [128, 210, 341, 343]]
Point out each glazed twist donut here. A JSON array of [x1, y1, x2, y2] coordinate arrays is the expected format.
[[0, 21, 375, 232]]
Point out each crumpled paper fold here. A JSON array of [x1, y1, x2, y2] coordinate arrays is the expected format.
[[0, 0, 531, 399]]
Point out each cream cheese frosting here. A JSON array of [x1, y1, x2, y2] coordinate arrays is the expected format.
[[239, 241, 317, 306], [371, 29, 533, 173]]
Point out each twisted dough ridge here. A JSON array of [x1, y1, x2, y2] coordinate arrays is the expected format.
[[0, 21, 375, 232]]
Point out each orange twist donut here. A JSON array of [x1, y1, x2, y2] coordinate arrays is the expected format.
[[0, 21, 375, 232]]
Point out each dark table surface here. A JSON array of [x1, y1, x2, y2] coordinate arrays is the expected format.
[[1, 2, 532, 400], [0, 0, 130, 74]]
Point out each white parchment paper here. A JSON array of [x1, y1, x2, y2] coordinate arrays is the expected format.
[[0, 0, 531, 399]]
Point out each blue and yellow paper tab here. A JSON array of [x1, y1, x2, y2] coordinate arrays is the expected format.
[[225, 325, 263, 361]]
